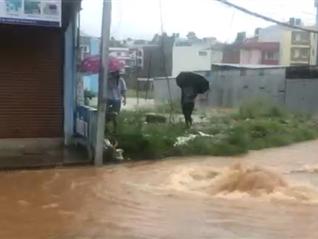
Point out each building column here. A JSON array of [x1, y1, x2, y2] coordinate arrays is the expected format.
[[63, 19, 76, 145]]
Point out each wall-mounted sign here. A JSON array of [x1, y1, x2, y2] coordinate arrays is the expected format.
[[0, 0, 61, 27]]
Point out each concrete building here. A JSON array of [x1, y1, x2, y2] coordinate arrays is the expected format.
[[240, 41, 280, 65], [109, 47, 144, 71], [0, 0, 81, 148], [172, 39, 223, 77], [80, 32, 100, 60], [258, 18, 317, 65], [223, 34, 280, 65]]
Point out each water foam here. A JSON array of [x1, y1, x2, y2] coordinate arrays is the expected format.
[[168, 163, 318, 203]]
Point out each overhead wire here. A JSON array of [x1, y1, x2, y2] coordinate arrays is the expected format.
[[215, 0, 318, 33], [158, 0, 174, 122]]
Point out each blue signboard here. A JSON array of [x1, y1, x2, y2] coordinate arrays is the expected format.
[[0, 0, 61, 27]]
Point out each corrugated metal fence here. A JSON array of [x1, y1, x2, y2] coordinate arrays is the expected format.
[[154, 67, 318, 114]]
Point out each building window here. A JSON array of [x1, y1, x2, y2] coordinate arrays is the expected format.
[[198, 51, 208, 56], [80, 45, 90, 59], [292, 31, 310, 45], [264, 51, 278, 61], [291, 47, 310, 61], [266, 52, 274, 60]]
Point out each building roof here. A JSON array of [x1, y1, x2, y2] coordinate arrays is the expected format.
[[212, 63, 287, 70]]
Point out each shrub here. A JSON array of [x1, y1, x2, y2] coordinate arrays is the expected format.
[[238, 100, 287, 119], [107, 101, 318, 160]]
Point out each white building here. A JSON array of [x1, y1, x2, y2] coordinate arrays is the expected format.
[[172, 39, 223, 77]]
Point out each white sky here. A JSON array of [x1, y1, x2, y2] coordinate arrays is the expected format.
[[80, 0, 317, 42]]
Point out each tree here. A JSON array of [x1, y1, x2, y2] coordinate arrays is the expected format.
[[187, 31, 198, 41], [109, 36, 123, 47], [151, 33, 160, 43]]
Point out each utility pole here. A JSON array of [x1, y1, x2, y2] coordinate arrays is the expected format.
[[315, 0, 318, 64], [94, 0, 112, 166]]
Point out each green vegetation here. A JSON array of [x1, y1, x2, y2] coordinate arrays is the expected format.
[[108, 101, 318, 160]]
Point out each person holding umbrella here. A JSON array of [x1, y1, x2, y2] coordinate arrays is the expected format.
[[176, 72, 209, 127], [107, 56, 127, 114], [106, 57, 127, 131]]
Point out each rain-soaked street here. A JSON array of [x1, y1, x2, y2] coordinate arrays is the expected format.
[[1, 140, 318, 239]]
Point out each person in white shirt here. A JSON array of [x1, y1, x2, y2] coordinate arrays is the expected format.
[[106, 56, 127, 114], [107, 70, 127, 113]]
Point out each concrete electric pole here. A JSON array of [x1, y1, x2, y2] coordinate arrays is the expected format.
[[315, 0, 318, 64], [94, 0, 112, 166]]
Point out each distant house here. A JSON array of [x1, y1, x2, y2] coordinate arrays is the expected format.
[[80, 33, 100, 93], [79, 35, 146, 92], [257, 18, 317, 66], [240, 41, 280, 65], [109, 47, 144, 71], [223, 37, 280, 65], [172, 38, 223, 77], [223, 18, 317, 66]]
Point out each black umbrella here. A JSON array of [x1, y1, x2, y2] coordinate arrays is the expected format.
[[176, 72, 209, 94]]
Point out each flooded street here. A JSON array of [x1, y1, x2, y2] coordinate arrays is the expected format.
[[1, 141, 318, 239]]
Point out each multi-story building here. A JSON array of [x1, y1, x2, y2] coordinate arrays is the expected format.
[[258, 18, 317, 65], [109, 47, 144, 70]]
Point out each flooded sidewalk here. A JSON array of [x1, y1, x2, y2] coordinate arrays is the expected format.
[[1, 140, 318, 239], [0, 139, 91, 170]]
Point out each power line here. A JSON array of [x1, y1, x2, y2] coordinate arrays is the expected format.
[[158, 0, 174, 122], [215, 0, 318, 34]]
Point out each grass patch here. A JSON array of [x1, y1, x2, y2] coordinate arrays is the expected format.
[[109, 101, 318, 160], [114, 110, 185, 159]]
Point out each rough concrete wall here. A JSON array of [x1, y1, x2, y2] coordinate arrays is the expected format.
[[286, 78, 318, 113], [153, 77, 181, 103], [209, 68, 286, 108], [154, 69, 287, 110], [154, 71, 213, 105]]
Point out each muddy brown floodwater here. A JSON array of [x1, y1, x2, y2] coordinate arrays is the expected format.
[[1, 140, 318, 239]]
